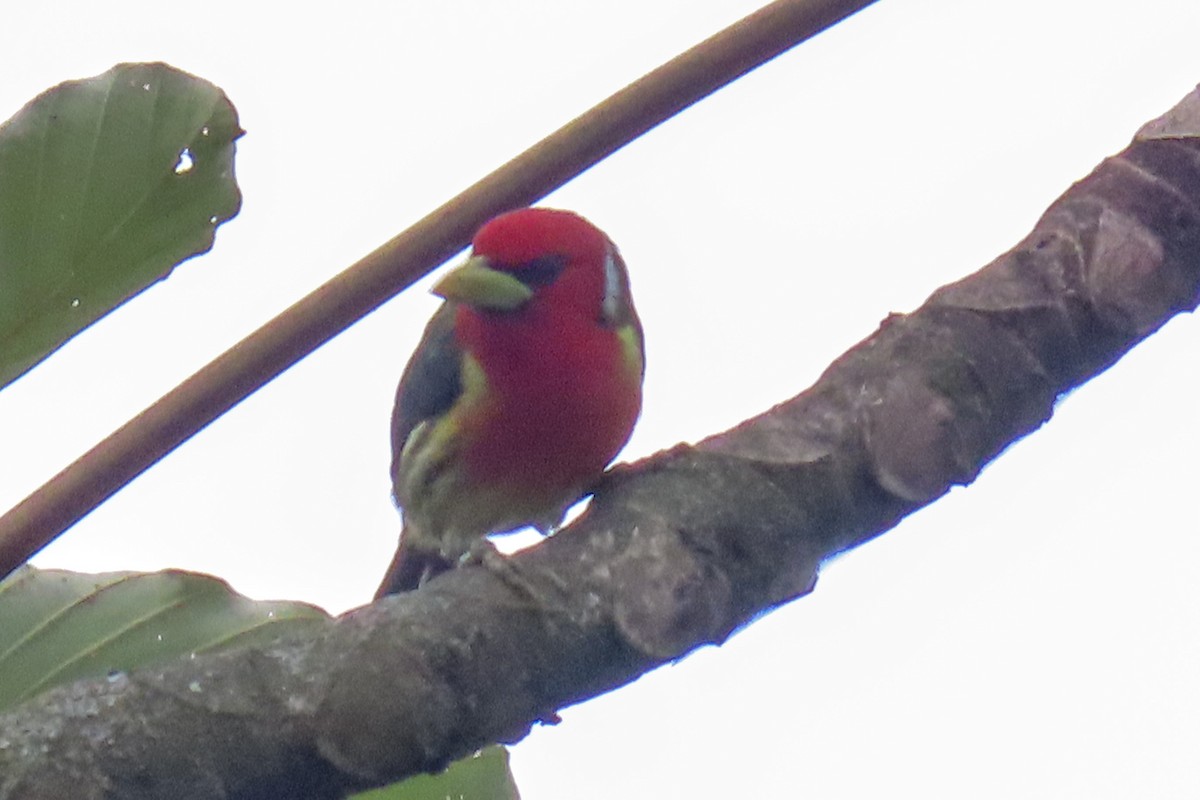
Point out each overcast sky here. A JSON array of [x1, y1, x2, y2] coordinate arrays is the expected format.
[[2, 1, 1199, 797]]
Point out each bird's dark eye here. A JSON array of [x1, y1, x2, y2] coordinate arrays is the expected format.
[[512, 254, 567, 287]]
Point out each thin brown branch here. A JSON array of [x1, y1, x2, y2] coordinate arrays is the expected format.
[[0, 0, 880, 581], [2, 83, 1199, 800]]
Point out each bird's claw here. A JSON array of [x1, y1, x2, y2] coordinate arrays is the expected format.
[[462, 539, 562, 605]]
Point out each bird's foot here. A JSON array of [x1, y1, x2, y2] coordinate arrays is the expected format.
[[461, 539, 564, 605]]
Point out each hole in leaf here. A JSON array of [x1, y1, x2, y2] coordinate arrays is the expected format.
[[174, 148, 195, 174]]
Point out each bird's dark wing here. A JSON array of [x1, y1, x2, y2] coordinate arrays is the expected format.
[[389, 302, 463, 486]]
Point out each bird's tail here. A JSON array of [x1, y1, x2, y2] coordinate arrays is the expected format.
[[374, 528, 455, 598]]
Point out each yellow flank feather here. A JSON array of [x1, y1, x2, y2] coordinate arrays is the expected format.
[[393, 352, 492, 557], [617, 323, 645, 384]]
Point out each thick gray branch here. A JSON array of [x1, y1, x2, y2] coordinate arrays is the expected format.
[[3, 87, 1199, 799]]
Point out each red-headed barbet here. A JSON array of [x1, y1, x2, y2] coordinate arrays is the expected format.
[[375, 208, 644, 596]]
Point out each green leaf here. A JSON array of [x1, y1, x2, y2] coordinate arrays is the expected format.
[[0, 62, 242, 389], [351, 746, 521, 800], [0, 566, 328, 712]]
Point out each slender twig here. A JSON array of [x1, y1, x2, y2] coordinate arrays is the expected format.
[[0, 0, 879, 580]]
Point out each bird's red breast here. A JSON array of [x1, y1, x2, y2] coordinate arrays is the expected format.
[[455, 211, 642, 496]]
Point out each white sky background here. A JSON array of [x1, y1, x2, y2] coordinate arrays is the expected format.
[[2, 1, 1199, 797]]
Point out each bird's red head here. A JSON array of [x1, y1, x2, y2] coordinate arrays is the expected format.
[[468, 208, 624, 322], [471, 207, 609, 272]]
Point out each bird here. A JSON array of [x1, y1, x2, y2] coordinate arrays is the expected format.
[[375, 207, 644, 597]]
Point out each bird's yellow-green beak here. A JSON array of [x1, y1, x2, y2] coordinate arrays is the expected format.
[[432, 256, 533, 311]]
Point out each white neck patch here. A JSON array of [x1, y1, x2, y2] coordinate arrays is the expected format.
[[602, 246, 622, 323]]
